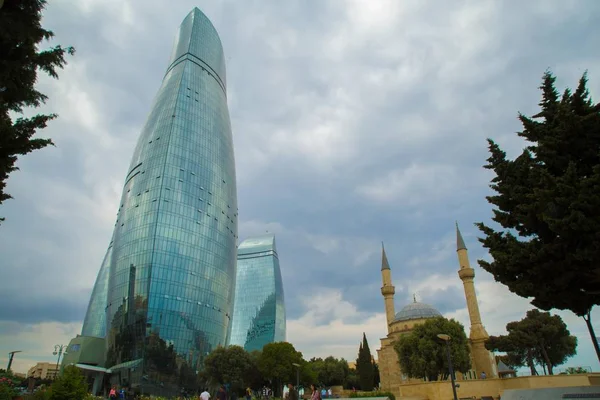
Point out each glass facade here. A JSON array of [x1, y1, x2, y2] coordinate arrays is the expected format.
[[82, 8, 238, 396], [81, 239, 113, 338], [229, 235, 286, 352]]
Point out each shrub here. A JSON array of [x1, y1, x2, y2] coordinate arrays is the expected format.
[[48, 366, 87, 400], [349, 391, 395, 400], [83, 395, 104, 400], [0, 371, 19, 400]]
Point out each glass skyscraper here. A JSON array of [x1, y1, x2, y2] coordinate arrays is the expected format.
[[81, 239, 113, 338], [82, 8, 238, 395], [229, 235, 286, 352]]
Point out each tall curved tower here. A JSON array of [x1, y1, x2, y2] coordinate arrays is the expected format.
[[84, 8, 238, 395], [229, 234, 286, 351], [81, 238, 113, 338]]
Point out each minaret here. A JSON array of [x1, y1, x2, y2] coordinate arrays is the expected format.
[[381, 243, 396, 333], [456, 223, 497, 378]]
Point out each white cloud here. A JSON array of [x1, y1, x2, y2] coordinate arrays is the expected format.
[[238, 220, 289, 240], [287, 290, 387, 361], [356, 164, 459, 205], [0, 322, 82, 375], [446, 273, 600, 372]]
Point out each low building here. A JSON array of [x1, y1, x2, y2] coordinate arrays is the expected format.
[[27, 362, 59, 380], [60, 335, 107, 395]]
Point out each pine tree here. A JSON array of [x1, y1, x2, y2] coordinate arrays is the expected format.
[[356, 333, 374, 390], [0, 0, 75, 222], [476, 70, 600, 362]]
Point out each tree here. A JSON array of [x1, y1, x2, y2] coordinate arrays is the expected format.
[[476, 70, 600, 362], [495, 355, 521, 372], [299, 362, 318, 387], [246, 350, 267, 389], [0, 0, 75, 222], [204, 346, 254, 394], [564, 366, 589, 374], [356, 333, 374, 390], [345, 367, 359, 390], [488, 335, 536, 375], [394, 317, 471, 381], [308, 356, 350, 387], [257, 342, 304, 396], [373, 362, 380, 389], [485, 309, 577, 375], [48, 365, 87, 400]]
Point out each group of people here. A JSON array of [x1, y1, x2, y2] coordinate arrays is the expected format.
[[108, 385, 128, 399], [199, 386, 229, 400], [197, 383, 331, 400], [287, 383, 332, 400]]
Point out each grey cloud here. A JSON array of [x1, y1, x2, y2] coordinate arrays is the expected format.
[[0, 290, 89, 324], [421, 286, 466, 315], [0, 0, 599, 368], [343, 284, 409, 317]]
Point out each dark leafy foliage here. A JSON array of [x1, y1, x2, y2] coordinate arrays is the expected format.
[[48, 365, 88, 400], [257, 342, 304, 396], [204, 345, 254, 394], [308, 356, 350, 387], [356, 333, 374, 390], [476, 70, 600, 359], [486, 309, 577, 375], [345, 367, 360, 390], [564, 366, 589, 374], [394, 317, 471, 381], [0, 369, 19, 400], [0, 0, 74, 222]]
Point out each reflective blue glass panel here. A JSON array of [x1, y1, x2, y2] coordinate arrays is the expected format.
[[81, 240, 113, 338], [229, 235, 286, 351], [85, 7, 238, 396]]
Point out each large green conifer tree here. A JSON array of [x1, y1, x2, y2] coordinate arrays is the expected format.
[[477, 71, 600, 362], [356, 333, 374, 390]]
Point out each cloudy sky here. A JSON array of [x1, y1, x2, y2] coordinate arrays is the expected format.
[[1, 0, 600, 375]]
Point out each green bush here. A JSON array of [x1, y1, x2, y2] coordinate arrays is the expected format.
[[22, 388, 51, 400], [83, 395, 104, 400], [0, 370, 19, 400], [349, 391, 395, 400], [48, 366, 87, 400]]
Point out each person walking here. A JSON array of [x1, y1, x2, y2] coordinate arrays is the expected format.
[[287, 384, 298, 400], [108, 385, 117, 399], [310, 384, 321, 400], [217, 385, 228, 400]]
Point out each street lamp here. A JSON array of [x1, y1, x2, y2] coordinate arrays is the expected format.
[[53, 345, 68, 379], [292, 362, 300, 389], [7, 351, 22, 372], [437, 334, 458, 400]]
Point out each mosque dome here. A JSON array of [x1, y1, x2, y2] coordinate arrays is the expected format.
[[393, 301, 442, 322]]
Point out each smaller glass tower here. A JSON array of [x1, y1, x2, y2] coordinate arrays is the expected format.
[[229, 234, 286, 351]]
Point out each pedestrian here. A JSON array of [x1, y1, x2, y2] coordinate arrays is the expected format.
[[310, 384, 321, 400], [109, 385, 117, 399]]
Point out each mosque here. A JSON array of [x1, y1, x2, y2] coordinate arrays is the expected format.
[[376, 224, 498, 390]]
